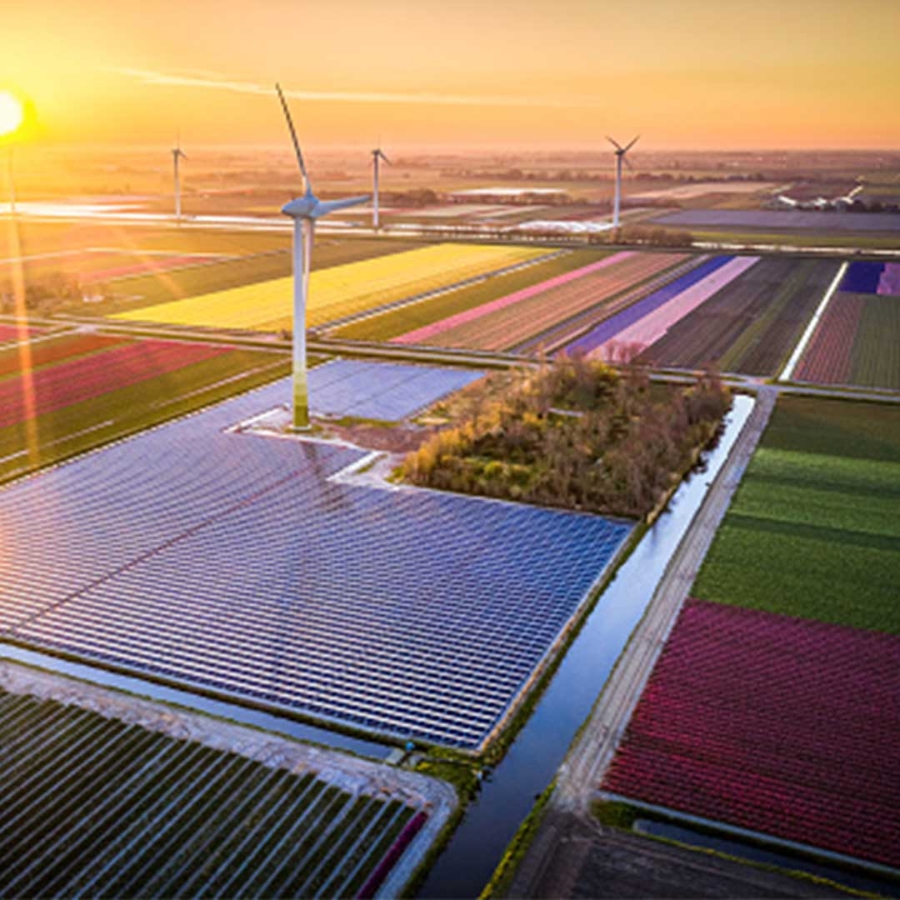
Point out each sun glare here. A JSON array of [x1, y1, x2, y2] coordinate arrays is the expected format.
[[0, 91, 24, 137]]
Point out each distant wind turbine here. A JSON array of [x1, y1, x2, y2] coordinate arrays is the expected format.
[[371, 147, 390, 229], [276, 83, 370, 430], [607, 135, 639, 228], [171, 137, 187, 220]]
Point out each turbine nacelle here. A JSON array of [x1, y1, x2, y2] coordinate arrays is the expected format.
[[281, 191, 371, 220]]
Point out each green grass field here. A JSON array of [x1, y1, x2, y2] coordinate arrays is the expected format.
[[2, 221, 290, 262], [331, 249, 602, 342], [849, 294, 900, 391], [694, 395, 900, 634], [0, 345, 302, 484]]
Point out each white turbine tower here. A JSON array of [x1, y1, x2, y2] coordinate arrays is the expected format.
[[608, 135, 639, 228], [371, 147, 390, 229], [171, 138, 187, 220], [276, 84, 370, 430]]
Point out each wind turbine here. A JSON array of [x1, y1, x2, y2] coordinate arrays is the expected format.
[[171, 137, 187, 220], [276, 83, 370, 430], [371, 147, 390, 229], [607, 135, 639, 228]]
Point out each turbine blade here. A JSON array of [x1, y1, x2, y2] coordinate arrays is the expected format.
[[624, 135, 640, 152], [276, 83, 310, 190], [607, 136, 624, 151], [380, 151, 392, 165], [314, 194, 371, 217], [623, 155, 634, 171]]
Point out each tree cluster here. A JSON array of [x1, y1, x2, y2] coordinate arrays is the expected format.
[[0, 271, 84, 315], [404, 356, 730, 520], [612, 225, 695, 247]]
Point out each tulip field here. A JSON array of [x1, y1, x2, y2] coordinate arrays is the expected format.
[[565, 255, 760, 361], [0, 687, 427, 898], [603, 395, 900, 871], [0, 248, 227, 285], [331, 249, 605, 343], [794, 262, 900, 390], [0, 338, 229, 430], [0, 323, 40, 344], [113, 243, 549, 331], [392, 251, 690, 352], [637, 257, 842, 376], [603, 599, 900, 870], [95, 237, 425, 316], [0, 332, 291, 482]]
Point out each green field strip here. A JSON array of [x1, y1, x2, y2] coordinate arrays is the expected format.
[[849, 295, 900, 391], [137, 761, 292, 897], [738, 448, 900, 526], [243, 785, 346, 897], [342, 802, 415, 898], [207, 776, 327, 898], [0, 332, 132, 384], [0, 348, 292, 483], [73, 744, 246, 895], [762, 395, 900, 461], [9, 733, 182, 896], [177, 770, 309, 896], [277, 795, 375, 897], [694, 395, 900, 635], [50, 743, 220, 896], [695, 518, 900, 634], [331, 249, 601, 342], [515, 253, 702, 356], [91, 239, 421, 316], [317, 799, 399, 897], [717, 260, 837, 375]]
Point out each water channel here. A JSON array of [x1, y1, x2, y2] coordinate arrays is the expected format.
[[419, 394, 755, 898]]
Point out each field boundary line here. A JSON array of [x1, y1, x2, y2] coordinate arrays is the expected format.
[[779, 261, 848, 382], [320, 249, 567, 334]]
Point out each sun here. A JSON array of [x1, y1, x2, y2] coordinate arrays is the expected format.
[[0, 91, 24, 138]]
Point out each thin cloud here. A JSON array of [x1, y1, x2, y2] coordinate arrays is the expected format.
[[112, 66, 596, 109]]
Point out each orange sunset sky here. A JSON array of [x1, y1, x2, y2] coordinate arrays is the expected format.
[[3, 0, 899, 150]]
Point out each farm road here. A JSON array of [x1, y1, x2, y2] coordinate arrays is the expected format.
[[504, 387, 781, 899]]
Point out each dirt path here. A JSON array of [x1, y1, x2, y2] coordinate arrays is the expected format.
[[505, 388, 780, 898]]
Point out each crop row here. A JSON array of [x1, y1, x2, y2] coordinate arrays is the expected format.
[[80, 253, 225, 284], [641, 258, 840, 376], [603, 598, 900, 869], [394, 252, 686, 353], [0, 688, 422, 898], [0, 332, 128, 379], [114, 243, 547, 331], [392, 250, 637, 345], [795, 291, 900, 390], [564, 255, 735, 357], [793, 293, 864, 384], [0, 339, 228, 429], [695, 397, 900, 634], [0, 323, 40, 345], [0, 347, 292, 484], [331, 250, 602, 343]]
